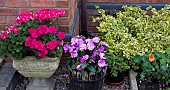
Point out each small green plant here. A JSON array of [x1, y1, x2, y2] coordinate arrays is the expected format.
[[106, 52, 130, 77]]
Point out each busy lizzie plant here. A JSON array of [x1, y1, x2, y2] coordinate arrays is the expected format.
[[64, 35, 109, 75]]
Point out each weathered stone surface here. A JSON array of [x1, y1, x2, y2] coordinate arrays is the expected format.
[[13, 56, 61, 78], [27, 78, 56, 90], [129, 69, 138, 90], [0, 62, 19, 90], [0, 58, 3, 67]]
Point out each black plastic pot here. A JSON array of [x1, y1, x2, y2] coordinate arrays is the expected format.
[[68, 69, 106, 90]]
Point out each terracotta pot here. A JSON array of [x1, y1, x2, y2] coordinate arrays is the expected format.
[[3, 57, 13, 62], [104, 69, 126, 86]]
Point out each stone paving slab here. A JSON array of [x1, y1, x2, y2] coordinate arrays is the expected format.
[[129, 69, 138, 90], [0, 58, 3, 67], [0, 62, 20, 90]]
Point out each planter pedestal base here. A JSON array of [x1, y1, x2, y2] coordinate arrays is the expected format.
[[26, 78, 55, 90]]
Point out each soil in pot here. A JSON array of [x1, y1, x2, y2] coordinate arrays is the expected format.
[[104, 69, 126, 86]]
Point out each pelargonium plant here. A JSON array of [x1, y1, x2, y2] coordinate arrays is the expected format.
[[0, 9, 65, 59], [64, 35, 109, 74]]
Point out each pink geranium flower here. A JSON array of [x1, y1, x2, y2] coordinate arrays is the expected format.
[[28, 28, 39, 38], [58, 31, 65, 40], [46, 40, 59, 51]]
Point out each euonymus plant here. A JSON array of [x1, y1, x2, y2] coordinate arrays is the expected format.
[[93, 5, 170, 69]]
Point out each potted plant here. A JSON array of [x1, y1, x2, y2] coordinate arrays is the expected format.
[[63, 35, 109, 90], [0, 9, 65, 90], [133, 48, 170, 89], [93, 5, 170, 88]]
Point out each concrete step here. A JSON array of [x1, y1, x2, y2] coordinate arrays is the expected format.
[[0, 62, 20, 90], [129, 69, 138, 90], [0, 58, 3, 68]]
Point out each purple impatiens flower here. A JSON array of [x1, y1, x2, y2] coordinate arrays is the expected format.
[[76, 65, 81, 71], [101, 42, 109, 47], [93, 37, 100, 43], [99, 53, 106, 59], [98, 46, 104, 52], [80, 55, 89, 63], [79, 43, 87, 51], [98, 59, 107, 67], [70, 50, 78, 58], [92, 59, 95, 63], [63, 43, 69, 53], [86, 39, 95, 50]]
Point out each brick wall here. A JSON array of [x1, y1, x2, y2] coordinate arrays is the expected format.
[[87, 0, 170, 32], [87, 0, 170, 3], [0, 0, 79, 34]]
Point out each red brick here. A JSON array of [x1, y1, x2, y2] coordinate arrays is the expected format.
[[56, 1, 69, 8], [88, 22, 99, 27], [58, 25, 70, 33], [0, 25, 7, 32], [156, 0, 163, 3], [4, 0, 29, 7], [88, 27, 98, 32], [64, 9, 69, 17], [30, 0, 55, 7], [19, 8, 38, 13], [87, 0, 110, 2], [147, 0, 157, 3], [163, 0, 170, 3], [6, 16, 17, 25], [128, 0, 144, 3], [0, 16, 6, 24], [0, 8, 18, 16], [58, 17, 70, 25], [0, 0, 4, 6]]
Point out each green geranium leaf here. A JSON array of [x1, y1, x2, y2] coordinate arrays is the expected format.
[[133, 55, 141, 63], [87, 65, 96, 72]]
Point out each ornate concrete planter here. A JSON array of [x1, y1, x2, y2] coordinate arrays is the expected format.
[[12, 56, 61, 90]]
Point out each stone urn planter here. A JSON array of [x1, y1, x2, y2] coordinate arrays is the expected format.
[[12, 56, 61, 90]]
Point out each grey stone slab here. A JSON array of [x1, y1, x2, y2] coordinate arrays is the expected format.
[[27, 78, 56, 90], [0, 62, 20, 90], [129, 69, 138, 90], [0, 58, 3, 67]]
